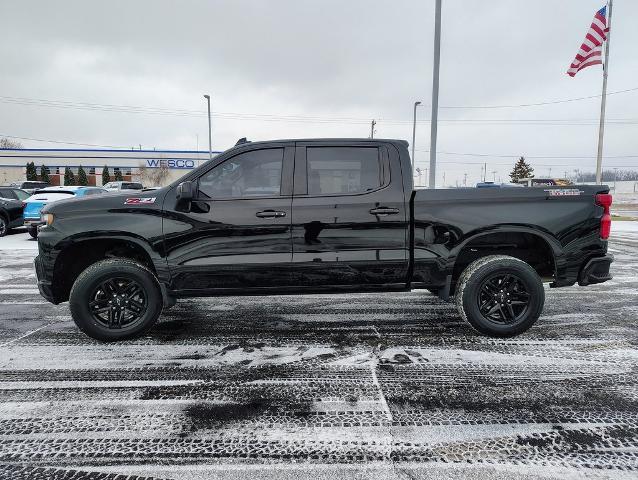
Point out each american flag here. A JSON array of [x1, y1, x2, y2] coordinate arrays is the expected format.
[[567, 6, 609, 77]]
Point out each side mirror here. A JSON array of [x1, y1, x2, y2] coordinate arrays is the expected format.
[[176, 181, 194, 202]]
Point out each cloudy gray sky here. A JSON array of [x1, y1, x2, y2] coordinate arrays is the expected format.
[[1, 0, 637, 186]]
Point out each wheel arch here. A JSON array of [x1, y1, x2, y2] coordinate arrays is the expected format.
[[449, 227, 559, 293], [52, 233, 165, 303]]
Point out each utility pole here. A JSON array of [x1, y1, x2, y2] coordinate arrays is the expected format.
[[203, 94, 213, 161], [483, 162, 487, 182], [596, 0, 614, 184], [370, 119, 377, 139], [492, 170, 497, 182], [463, 173, 467, 187], [442, 171, 446, 186], [411, 101, 422, 174], [613, 167, 618, 190], [429, 0, 443, 189]]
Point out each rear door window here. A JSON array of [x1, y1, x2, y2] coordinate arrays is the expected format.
[[306, 147, 381, 196]]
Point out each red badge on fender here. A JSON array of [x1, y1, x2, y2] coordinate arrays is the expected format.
[[125, 197, 156, 205]]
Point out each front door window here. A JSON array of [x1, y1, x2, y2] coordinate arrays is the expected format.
[[198, 148, 284, 199]]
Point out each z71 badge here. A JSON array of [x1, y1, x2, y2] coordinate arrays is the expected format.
[[124, 197, 156, 205]]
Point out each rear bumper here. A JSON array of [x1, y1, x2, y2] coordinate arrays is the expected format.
[[24, 218, 43, 227], [34, 255, 58, 304], [578, 254, 614, 286]]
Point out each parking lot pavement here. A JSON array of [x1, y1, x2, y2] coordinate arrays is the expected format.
[[0, 228, 637, 480]]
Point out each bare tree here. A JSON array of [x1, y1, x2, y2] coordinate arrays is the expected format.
[[137, 160, 170, 187], [0, 137, 23, 149]]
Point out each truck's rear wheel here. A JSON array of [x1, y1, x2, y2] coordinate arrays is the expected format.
[[69, 259, 163, 341], [455, 255, 544, 337]]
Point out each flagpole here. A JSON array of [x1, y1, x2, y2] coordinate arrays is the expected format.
[[429, 0, 442, 189], [596, 0, 613, 185]]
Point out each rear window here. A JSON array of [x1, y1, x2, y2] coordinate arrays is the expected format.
[[123, 182, 143, 190], [306, 147, 381, 195], [14, 190, 30, 200], [23, 182, 48, 189]]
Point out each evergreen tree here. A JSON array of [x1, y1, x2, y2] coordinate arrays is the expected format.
[[64, 167, 76, 186], [25, 162, 38, 180], [114, 168, 124, 181], [509, 157, 534, 183], [77, 165, 88, 186], [39, 165, 50, 184], [102, 166, 111, 185]]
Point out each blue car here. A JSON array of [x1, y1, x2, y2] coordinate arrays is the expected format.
[[23, 186, 107, 238]]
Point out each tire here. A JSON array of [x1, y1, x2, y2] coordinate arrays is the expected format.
[[69, 258, 163, 341], [0, 215, 8, 237], [27, 226, 38, 238], [455, 255, 544, 337]]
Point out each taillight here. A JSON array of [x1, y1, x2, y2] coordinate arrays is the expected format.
[[596, 193, 612, 240]]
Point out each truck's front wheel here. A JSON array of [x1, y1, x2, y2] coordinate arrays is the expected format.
[[69, 259, 163, 341], [455, 255, 544, 337]]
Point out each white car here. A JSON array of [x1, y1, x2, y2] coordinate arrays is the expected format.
[[103, 181, 144, 193]]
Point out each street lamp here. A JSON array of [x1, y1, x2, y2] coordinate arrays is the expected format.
[[203, 94, 212, 161], [411, 101, 422, 175]]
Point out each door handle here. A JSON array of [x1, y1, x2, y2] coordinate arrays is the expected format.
[[256, 210, 287, 218], [369, 207, 400, 216]]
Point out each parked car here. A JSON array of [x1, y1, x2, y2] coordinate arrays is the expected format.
[[24, 186, 107, 238], [35, 138, 613, 341], [0, 187, 31, 201], [0, 197, 24, 237], [103, 181, 144, 193], [8, 181, 50, 194]]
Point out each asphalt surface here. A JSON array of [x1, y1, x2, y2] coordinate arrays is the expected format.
[[0, 227, 637, 480]]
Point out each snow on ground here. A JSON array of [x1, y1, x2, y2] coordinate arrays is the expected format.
[[614, 220, 638, 233], [0, 227, 636, 479]]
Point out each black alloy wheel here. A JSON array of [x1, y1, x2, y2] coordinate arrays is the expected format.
[[477, 273, 530, 324], [69, 258, 163, 341], [0, 216, 7, 237], [89, 277, 148, 329]]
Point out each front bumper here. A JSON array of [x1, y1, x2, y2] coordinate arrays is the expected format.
[[34, 255, 58, 304], [578, 254, 614, 286]]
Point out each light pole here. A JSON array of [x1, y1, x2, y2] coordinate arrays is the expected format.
[[203, 94, 213, 161], [411, 101, 422, 174]]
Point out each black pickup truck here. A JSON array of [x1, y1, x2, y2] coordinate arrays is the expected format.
[[34, 138, 613, 341]]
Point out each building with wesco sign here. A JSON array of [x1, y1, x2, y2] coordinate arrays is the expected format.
[[0, 148, 220, 186]]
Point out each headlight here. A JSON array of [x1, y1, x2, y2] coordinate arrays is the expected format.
[[41, 213, 54, 226]]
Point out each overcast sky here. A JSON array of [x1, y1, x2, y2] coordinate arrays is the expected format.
[[2, 0, 637, 186]]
